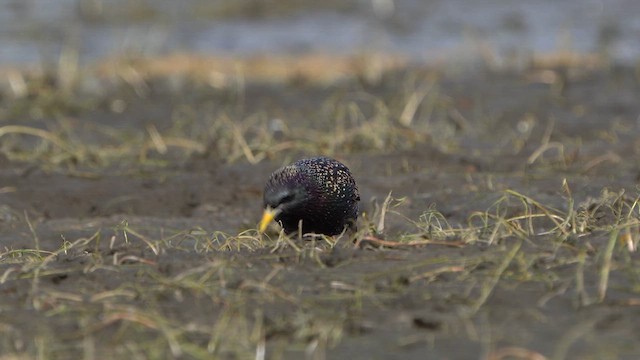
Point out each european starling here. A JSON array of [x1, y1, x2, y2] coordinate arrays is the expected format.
[[259, 157, 360, 235]]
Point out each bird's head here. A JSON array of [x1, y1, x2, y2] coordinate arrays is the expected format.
[[259, 182, 308, 232]]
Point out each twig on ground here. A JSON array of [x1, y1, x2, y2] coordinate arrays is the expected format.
[[354, 235, 465, 249]]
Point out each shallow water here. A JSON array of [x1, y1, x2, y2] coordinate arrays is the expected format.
[[1, 0, 639, 66]]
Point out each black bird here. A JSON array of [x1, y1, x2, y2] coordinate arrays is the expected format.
[[260, 157, 360, 235]]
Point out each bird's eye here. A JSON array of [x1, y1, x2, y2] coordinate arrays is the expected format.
[[279, 193, 295, 204]]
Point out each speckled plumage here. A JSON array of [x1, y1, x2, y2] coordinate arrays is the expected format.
[[263, 157, 360, 235]]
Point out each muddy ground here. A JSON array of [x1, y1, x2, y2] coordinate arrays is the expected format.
[[1, 59, 640, 359]]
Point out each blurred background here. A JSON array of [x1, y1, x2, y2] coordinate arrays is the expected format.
[[2, 0, 639, 69]]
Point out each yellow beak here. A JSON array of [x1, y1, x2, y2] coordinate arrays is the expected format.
[[259, 207, 280, 233]]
